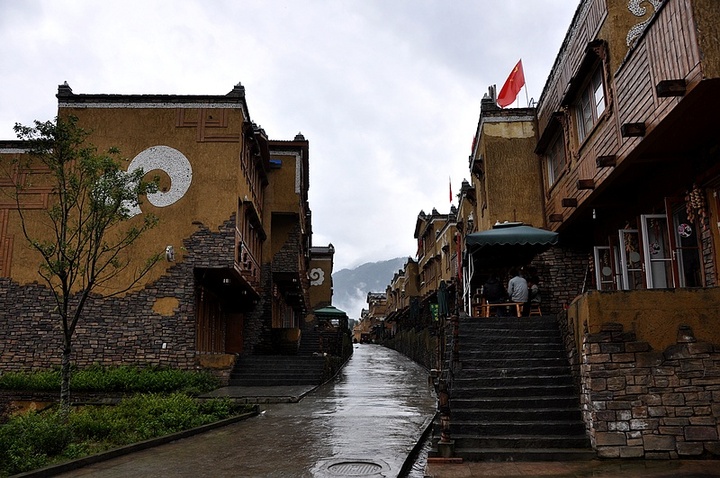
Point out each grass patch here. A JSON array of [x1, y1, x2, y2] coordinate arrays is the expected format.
[[0, 393, 252, 476], [0, 365, 220, 395]]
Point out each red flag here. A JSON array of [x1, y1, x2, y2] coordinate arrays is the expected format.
[[497, 59, 525, 108], [449, 177, 453, 203]]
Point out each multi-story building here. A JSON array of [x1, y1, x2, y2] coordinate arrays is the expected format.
[[389, 0, 720, 459], [414, 208, 458, 298], [468, 89, 544, 232], [0, 83, 334, 379], [532, 0, 720, 458]]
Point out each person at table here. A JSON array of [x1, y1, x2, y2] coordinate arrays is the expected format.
[[482, 274, 507, 316], [507, 268, 529, 316], [528, 276, 541, 308]]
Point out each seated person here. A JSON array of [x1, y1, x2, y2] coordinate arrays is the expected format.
[[482, 274, 507, 316], [507, 268, 529, 316], [527, 276, 541, 314]]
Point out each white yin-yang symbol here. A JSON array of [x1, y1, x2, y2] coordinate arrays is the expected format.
[[126, 146, 192, 217]]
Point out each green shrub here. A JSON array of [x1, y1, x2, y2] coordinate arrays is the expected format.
[[0, 395, 249, 476], [0, 366, 220, 394], [0, 370, 61, 391], [0, 409, 71, 475]]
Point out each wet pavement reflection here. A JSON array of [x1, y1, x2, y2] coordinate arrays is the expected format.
[[56, 344, 437, 478]]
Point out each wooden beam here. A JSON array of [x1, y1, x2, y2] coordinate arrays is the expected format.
[[577, 179, 595, 190], [621, 122, 646, 137], [562, 198, 578, 208], [596, 155, 616, 167], [656, 79, 686, 97]]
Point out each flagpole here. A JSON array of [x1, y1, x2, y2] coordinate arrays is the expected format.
[[523, 59, 530, 107], [525, 83, 530, 107]]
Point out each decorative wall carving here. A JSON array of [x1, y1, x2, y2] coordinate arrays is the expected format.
[[125, 145, 193, 217], [308, 268, 325, 286], [626, 0, 665, 46]]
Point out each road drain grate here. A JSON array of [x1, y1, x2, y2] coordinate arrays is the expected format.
[[322, 458, 389, 476]]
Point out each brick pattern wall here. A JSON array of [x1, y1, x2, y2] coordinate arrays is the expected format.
[[272, 223, 302, 275], [533, 246, 590, 315], [556, 309, 583, 392], [244, 263, 273, 355], [0, 216, 239, 372], [243, 222, 306, 355], [701, 225, 716, 287], [581, 323, 720, 458]]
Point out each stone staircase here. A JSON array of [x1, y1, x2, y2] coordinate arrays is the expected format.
[[228, 327, 329, 387], [228, 355, 326, 387], [435, 315, 594, 461], [297, 327, 321, 356]]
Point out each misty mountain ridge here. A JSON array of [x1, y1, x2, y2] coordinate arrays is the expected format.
[[331, 257, 408, 320]]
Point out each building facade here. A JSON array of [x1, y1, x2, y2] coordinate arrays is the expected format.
[[0, 83, 334, 378], [384, 0, 720, 459]]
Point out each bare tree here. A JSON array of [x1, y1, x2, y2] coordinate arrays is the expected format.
[[11, 116, 161, 412]]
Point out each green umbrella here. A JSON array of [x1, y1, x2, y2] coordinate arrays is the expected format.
[[465, 224, 559, 268]]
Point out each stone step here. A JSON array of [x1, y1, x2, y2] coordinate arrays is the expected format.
[[459, 317, 558, 329], [449, 447, 597, 462], [452, 384, 577, 398], [451, 395, 581, 410], [444, 420, 587, 436], [453, 374, 574, 388], [460, 348, 567, 360], [459, 357, 571, 368], [229, 355, 326, 386], [452, 407, 582, 422], [449, 434, 591, 450], [455, 365, 572, 378]]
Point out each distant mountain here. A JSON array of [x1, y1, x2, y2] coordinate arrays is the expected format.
[[332, 257, 408, 320]]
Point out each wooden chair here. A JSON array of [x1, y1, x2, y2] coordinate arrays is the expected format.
[[529, 303, 542, 316]]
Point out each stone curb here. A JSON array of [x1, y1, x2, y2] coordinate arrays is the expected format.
[[398, 411, 438, 477]]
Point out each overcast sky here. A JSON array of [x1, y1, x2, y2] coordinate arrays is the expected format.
[[0, 1, 578, 273]]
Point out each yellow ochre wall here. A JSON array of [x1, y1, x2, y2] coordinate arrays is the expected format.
[[568, 288, 720, 354], [309, 256, 333, 309], [475, 120, 544, 231], [5, 105, 251, 292]]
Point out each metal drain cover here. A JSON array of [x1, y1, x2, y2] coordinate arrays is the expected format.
[[319, 458, 390, 477]]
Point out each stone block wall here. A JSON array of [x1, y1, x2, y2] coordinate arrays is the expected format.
[[581, 322, 720, 458], [0, 216, 240, 373], [533, 245, 589, 315], [701, 223, 716, 287]]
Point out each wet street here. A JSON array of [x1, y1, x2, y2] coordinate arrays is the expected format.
[[54, 344, 437, 478]]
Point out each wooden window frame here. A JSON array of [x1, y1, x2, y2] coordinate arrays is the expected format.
[[545, 131, 566, 188], [576, 66, 607, 143]]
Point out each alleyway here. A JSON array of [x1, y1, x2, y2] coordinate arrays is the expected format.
[[53, 344, 437, 478]]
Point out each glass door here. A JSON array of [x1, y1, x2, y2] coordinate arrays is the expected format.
[[618, 229, 645, 290], [593, 246, 619, 290], [671, 205, 702, 287], [640, 214, 674, 288]]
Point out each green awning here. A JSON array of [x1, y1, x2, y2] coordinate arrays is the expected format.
[[466, 224, 559, 268], [314, 305, 348, 318], [466, 224, 558, 249]]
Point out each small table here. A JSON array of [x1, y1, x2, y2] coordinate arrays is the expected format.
[[475, 301, 522, 318]]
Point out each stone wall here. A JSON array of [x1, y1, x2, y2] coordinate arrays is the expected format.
[[533, 245, 590, 315], [0, 216, 241, 373], [581, 322, 720, 458], [701, 223, 716, 287]]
